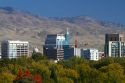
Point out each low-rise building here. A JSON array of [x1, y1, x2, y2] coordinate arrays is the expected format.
[[1, 40, 29, 59], [99, 51, 105, 59], [81, 48, 99, 61], [74, 48, 81, 57]]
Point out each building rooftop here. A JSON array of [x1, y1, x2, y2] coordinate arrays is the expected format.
[[7, 40, 29, 43]]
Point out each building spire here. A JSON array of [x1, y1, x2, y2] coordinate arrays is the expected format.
[[66, 27, 69, 35], [65, 27, 70, 45]]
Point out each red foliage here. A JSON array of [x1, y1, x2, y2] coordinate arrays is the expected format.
[[14, 69, 42, 83], [24, 69, 31, 77], [18, 68, 23, 78], [33, 74, 42, 83]]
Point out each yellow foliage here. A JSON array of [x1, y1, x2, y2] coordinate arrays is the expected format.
[[0, 72, 15, 83]]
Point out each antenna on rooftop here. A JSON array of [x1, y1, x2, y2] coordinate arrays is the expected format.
[[75, 32, 78, 48]]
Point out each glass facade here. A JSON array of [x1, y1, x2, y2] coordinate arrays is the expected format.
[[44, 32, 71, 60], [45, 35, 57, 48]]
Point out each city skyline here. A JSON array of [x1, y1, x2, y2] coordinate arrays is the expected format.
[[0, 0, 125, 24]]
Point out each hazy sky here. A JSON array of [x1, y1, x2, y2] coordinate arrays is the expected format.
[[0, 0, 125, 24]]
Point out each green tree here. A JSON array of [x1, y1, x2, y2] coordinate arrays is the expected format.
[[58, 77, 74, 83], [30, 62, 51, 82], [0, 72, 15, 83], [76, 63, 93, 83], [94, 57, 114, 69], [50, 66, 57, 83], [99, 63, 125, 83], [14, 77, 35, 83], [32, 52, 47, 61]]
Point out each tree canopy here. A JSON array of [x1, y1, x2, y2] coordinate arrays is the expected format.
[[0, 54, 125, 83]]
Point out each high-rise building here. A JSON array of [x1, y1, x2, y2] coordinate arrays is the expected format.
[[65, 28, 70, 46], [106, 41, 125, 57], [43, 34, 65, 60], [43, 47, 64, 60], [105, 33, 123, 43], [104, 33, 125, 57], [45, 34, 66, 49], [1, 40, 29, 59], [43, 29, 73, 60]]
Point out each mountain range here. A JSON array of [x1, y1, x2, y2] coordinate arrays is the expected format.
[[0, 7, 125, 51]]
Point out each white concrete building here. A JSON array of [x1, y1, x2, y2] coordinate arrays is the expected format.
[[107, 41, 125, 57], [1, 40, 29, 59], [74, 48, 81, 57], [81, 48, 99, 61]]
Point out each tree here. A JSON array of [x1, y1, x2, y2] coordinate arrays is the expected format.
[[58, 56, 88, 69], [33, 74, 42, 83], [14, 68, 42, 83], [30, 62, 51, 82], [76, 63, 92, 83], [14, 77, 34, 83], [50, 67, 57, 83], [94, 57, 114, 69], [99, 63, 125, 83], [58, 77, 74, 83], [0, 72, 15, 83], [32, 52, 47, 61], [24, 69, 31, 77]]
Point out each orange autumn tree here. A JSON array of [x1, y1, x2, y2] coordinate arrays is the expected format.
[[17, 68, 23, 78], [33, 74, 42, 83], [14, 68, 42, 83], [24, 69, 31, 77]]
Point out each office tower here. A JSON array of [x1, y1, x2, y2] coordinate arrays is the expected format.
[[105, 33, 123, 43], [107, 41, 125, 57], [43, 34, 65, 60], [1, 40, 29, 59], [104, 33, 125, 57], [43, 29, 73, 60]]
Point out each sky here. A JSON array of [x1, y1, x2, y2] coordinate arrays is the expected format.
[[0, 0, 125, 24]]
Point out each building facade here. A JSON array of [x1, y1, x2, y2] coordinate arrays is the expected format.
[[105, 33, 123, 43], [104, 33, 125, 57], [43, 29, 73, 60], [81, 48, 99, 61], [43, 34, 65, 60], [43, 47, 64, 60], [107, 41, 125, 57], [74, 48, 81, 57], [1, 40, 29, 59], [98, 52, 105, 59]]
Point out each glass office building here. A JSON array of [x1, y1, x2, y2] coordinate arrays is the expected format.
[[43, 29, 73, 60]]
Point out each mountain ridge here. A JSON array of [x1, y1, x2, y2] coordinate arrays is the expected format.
[[0, 7, 125, 51]]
